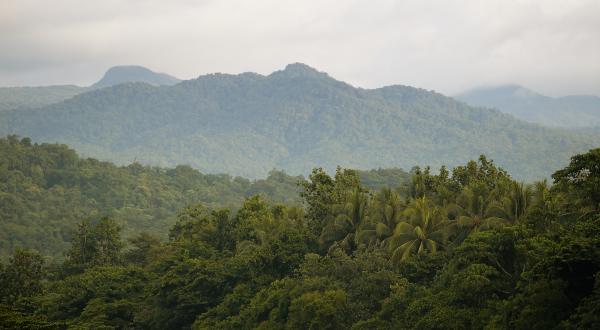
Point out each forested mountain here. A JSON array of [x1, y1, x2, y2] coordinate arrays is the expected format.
[[456, 84, 600, 127], [0, 85, 88, 112], [1, 144, 599, 329], [0, 136, 410, 259], [92, 65, 181, 88], [0, 63, 597, 180]]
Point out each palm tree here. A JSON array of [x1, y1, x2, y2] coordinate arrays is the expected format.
[[454, 186, 507, 235], [487, 182, 532, 223], [236, 204, 288, 255], [388, 197, 448, 263], [320, 187, 369, 253], [236, 211, 292, 254], [532, 180, 549, 206], [356, 188, 403, 246]]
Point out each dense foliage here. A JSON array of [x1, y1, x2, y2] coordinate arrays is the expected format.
[[1, 63, 598, 180], [0, 136, 409, 260], [0, 136, 301, 260], [1, 144, 599, 329]]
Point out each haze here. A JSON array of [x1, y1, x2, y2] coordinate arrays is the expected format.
[[1, 0, 599, 96]]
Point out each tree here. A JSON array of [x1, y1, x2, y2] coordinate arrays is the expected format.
[[66, 217, 123, 270], [36, 265, 146, 328], [553, 148, 600, 212], [0, 248, 44, 304], [124, 232, 162, 265], [234, 196, 288, 253], [169, 204, 236, 257], [409, 166, 428, 199], [388, 197, 448, 263], [300, 167, 360, 237], [487, 182, 532, 224], [93, 217, 123, 266], [287, 290, 351, 330], [358, 188, 403, 245], [66, 220, 95, 267], [319, 187, 369, 253], [454, 185, 507, 236], [451, 155, 512, 192]]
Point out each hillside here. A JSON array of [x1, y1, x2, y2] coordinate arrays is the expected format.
[[0, 136, 410, 259], [0, 85, 88, 112], [456, 85, 600, 127], [0, 63, 598, 180], [0, 136, 300, 259]]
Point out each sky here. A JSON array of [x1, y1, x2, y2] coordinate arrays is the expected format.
[[1, 0, 599, 96]]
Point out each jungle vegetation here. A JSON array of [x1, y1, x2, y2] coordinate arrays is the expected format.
[[0, 136, 409, 260], [1, 137, 599, 329]]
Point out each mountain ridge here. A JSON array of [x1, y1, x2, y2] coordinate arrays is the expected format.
[[1, 64, 598, 180], [456, 84, 600, 127]]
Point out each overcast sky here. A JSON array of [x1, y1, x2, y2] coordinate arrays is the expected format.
[[1, 0, 599, 96]]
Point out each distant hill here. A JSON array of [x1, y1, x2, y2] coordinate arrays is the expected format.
[[92, 65, 181, 88], [456, 85, 600, 128], [0, 66, 180, 112], [0, 85, 88, 112], [1, 63, 598, 180]]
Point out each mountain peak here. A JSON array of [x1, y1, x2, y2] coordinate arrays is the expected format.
[[491, 84, 540, 98], [93, 65, 181, 88], [456, 84, 547, 104], [469, 84, 540, 97], [273, 63, 326, 78]]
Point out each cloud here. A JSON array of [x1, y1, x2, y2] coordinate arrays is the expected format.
[[1, 0, 599, 96]]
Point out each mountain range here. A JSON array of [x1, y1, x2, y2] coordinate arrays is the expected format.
[[0, 63, 598, 180], [456, 85, 600, 128]]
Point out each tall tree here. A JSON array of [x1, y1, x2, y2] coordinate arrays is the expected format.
[[487, 182, 532, 224], [66, 217, 123, 270], [300, 167, 360, 237], [320, 187, 369, 253], [0, 249, 44, 304], [388, 197, 449, 263], [553, 148, 600, 212], [358, 188, 404, 245], [455, 185, 507, 236]]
